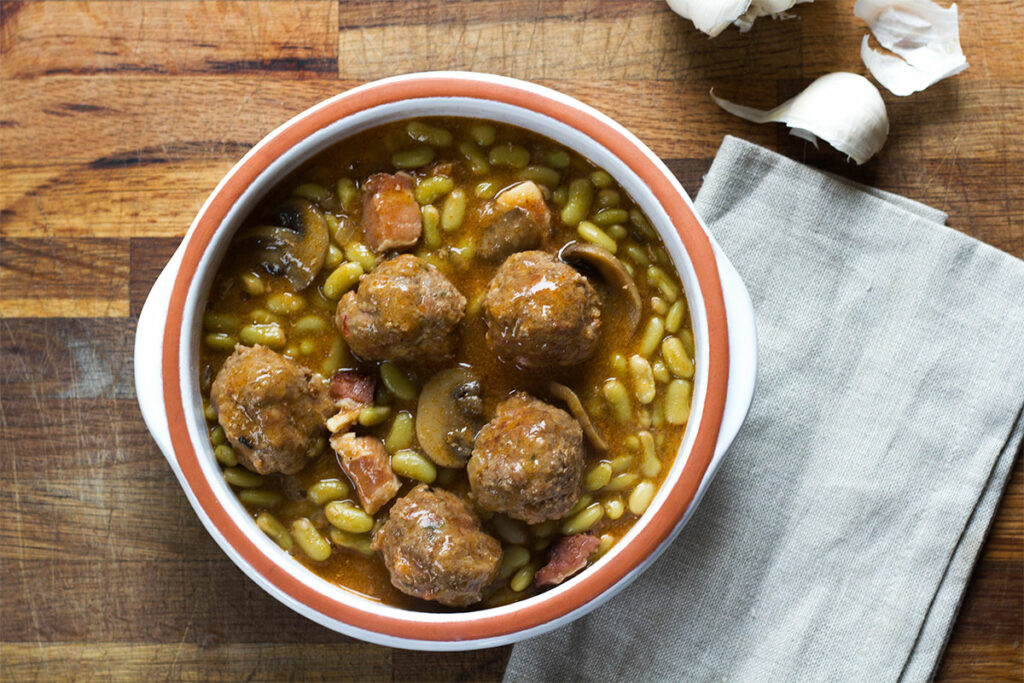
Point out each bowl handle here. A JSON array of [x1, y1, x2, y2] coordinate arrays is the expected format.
[[711, 240, 758, 461], [134, 245, 185, 467]]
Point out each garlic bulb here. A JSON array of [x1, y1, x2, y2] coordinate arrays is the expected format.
[[856, 0, 968, 96], [666, 0, 813, 37], [711, 73, 890, 164]]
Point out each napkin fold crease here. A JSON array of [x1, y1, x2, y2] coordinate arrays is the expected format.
[[504, 136, 1024, 682]]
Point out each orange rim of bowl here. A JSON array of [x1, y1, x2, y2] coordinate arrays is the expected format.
[[161, 75, 729, 642]]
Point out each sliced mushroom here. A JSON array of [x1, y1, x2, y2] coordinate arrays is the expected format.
[[560, 241, 642, 337], [235, 197, 328, 291], [416, 367, 484, 468], [548, 381, 608, 451]]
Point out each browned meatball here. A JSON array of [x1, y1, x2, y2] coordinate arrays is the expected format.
[[335, 254, 466, 364], [372, 484, 502, 607], [468, 392, 584, 524], [210, 344, 333, 475], [482, 251, 601, 368]]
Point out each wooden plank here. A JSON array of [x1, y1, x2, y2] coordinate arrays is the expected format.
[[0, 643, 392, 682], [0, 0, 339, 79]]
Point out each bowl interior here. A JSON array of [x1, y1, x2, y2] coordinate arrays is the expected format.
[[174, 88, 712, 636]]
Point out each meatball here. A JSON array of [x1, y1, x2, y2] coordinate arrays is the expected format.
[[210, 344, 333, 475], [335, 254, 467, 364], [373, 484, 502, 607], [482, 251, 601, 368], [468, 392, 584, 524]]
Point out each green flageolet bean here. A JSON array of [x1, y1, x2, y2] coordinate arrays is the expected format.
[[629, 354, 656, 405], [666, 379, 692, 426], [604, 497, 625, 521], [560, 178, 594, 227], [499, 545, 531, 580], [595, 188, 621, 209], [239, 323, 285, 349], [204, 402, 218, 422], [603, 472, 639, 492], [458, 141, 490, 175], [322, 262, 363, 300], [629, 208, 656, 240], [577, 221, 618, 254], [449, 235, 476, 270], [590, 170, 613, 189], [611, 353, 628, 375], [469, 123, 496, 147], [584, 462, 613, 491], [203, 312, 240, 333], [552, 185, 569, 206], [204, 332, 237, 351], [665, 300, 686, 333], [623, 244, 649, 267], [321, 336, 351, 375], [607, 224, 628, 241], [406, 120, 453, 147], [598, 533, 616, 556], [337, 177, 359, 213], [213, 444, 238, 467], [492, 516, 528, 545], [293, 314, 327, 335], [385, 412, 415, 453], [257, 512, 293, 550], [474, 180, 500, 199], [238, 488, 283, 507], [651, 296, 668, 315], [224, 467, 264, 488], [305, 436, 327, 459], [249, 309, 283, 326], [308, 478, 350, 505], [652, 359, 670, 383], [510, 563, 537, 593], [639, 430, 660, 478], [564, 494, 593, 518], [380, 362, 417, 401], [488, 143, 530, 169], [531, 520, 558, 538], [324, 243, 344, 270], [647, 265, 680, 302], [681, 329, 695, 357], [310, 286, 335, 311], [561, 502, 604, 535], [391, 146, 435, 169], [662, 336, 694, 379], [629, 480, 657, 516], [240, 272, 264, 296], [466, 292, 484, 317], [345, 242, 377, 271], [358, 405, 391, 426], [639, 316, 665, 357], [328, 528, 374, 556], [441, 188, 468, 232], [545, 149, 571, 169], [421, 205, 442, 249], [292, 183, 329, 204], [592, 208, 629, 227], [292, 517, 332, 562], [602, 378, 631, 422], [610, 454, 633, 474], [519, 165, 560, 187], [325, 501, 374, 533], [415, 175, 455, 205], [210, 425, 226, 446], [326, 213, 339, 234], [266, 292, 305, 315]]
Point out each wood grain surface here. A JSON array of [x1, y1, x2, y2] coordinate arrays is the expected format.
[[1, 1, 1021, 681]]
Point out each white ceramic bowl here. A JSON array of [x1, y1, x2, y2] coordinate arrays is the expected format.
[[134, 72, 757, 650]]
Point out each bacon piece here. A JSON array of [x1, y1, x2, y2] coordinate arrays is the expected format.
[[361, 172, 422, 252], [534, 533, 601, 588], [331, 432, 399, 514], [330, 369, 375, 404], [495, 180, 552, 231]]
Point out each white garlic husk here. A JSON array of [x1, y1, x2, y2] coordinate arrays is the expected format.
[[666, 0, 813, 37], [711, 72, 890, 164], [856, 0, 969, 96]]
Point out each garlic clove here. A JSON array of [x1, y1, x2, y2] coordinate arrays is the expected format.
[[735, 0, 814, 32], [855, 0, 968, 96], [711, 72, 890, 165], [666, 0, 753, 37]]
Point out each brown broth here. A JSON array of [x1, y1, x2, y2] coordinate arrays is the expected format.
[[198, 117, 695, 611]]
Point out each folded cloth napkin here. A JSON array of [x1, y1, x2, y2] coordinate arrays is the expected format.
[[504, 136, 1024, 682]]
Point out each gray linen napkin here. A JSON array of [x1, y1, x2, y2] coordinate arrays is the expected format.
[[504, 136, 1024, 682]]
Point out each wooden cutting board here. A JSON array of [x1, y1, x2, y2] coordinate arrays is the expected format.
[[1, 2, 1020, 680]]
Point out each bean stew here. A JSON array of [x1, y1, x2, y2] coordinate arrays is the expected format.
[[198, 117, 695, 610]]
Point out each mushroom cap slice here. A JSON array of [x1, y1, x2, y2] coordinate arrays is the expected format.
[[235, 197, 328, 291], [416, 366, 484, 468], [548, 381, 607, 451], [560, 241, 642, 337]]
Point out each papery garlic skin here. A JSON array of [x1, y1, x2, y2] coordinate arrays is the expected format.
[[856, 0, 968, 96], [666, 0, 812, 37], [711, 72, 890, 164]]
